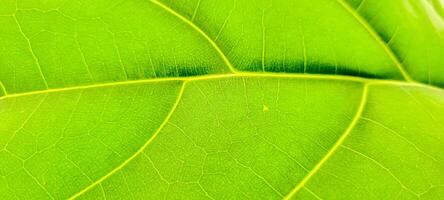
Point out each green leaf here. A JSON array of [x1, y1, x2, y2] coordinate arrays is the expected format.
[[0, 0, 443, 199]]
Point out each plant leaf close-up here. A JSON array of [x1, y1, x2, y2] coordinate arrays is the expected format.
[[0, 0, 443, 199]]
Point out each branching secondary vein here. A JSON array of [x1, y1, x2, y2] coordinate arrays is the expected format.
[[0, 81, 7, 95], [149, 0, 237, 73], [68, 82, 187, 199], [335, 0, 413, 82], [283, 83, 369, 199]]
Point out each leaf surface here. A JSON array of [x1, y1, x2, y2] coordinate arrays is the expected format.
[[0, 0, 443, 199]]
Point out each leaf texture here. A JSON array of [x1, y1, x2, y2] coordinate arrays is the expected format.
[[0, 0, 443, 199]]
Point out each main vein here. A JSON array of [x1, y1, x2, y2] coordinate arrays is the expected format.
[[1, 72, 442, 101], [335, 0, 413, 82], [149, 0, 237, 73], [283, 83, 369, 199], [68, 82, 187, 199]]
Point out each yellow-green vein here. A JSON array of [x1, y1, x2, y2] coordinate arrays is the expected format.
[[335, 0, 413, 82], [2, 72, 443, 101], [13, 15, 49, 89], [283, 83, 369, 199], [68, 82, 187, 199], [0, 81, 7, 95], [149, 0, 237, 73]]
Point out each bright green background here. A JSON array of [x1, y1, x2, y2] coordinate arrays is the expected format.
[[0, 0, 443, 199]]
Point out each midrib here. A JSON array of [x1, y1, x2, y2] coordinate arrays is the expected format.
[[0, 72, 442, 101]]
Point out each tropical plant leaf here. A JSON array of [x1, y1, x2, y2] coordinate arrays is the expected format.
[[0, 0, 443, 199]]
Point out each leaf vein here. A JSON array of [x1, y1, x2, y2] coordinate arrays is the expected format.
[[67, 82, 186, 199], [361, 116, 442, 166], [13, 15, 49, 88], [283, 83, 369, 199], [2, 73, 443, 101], [149, 0, 237, 73], [0, 81, 7, 95], [335, 0, 413, 82], [341, 145, 416, 195]]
